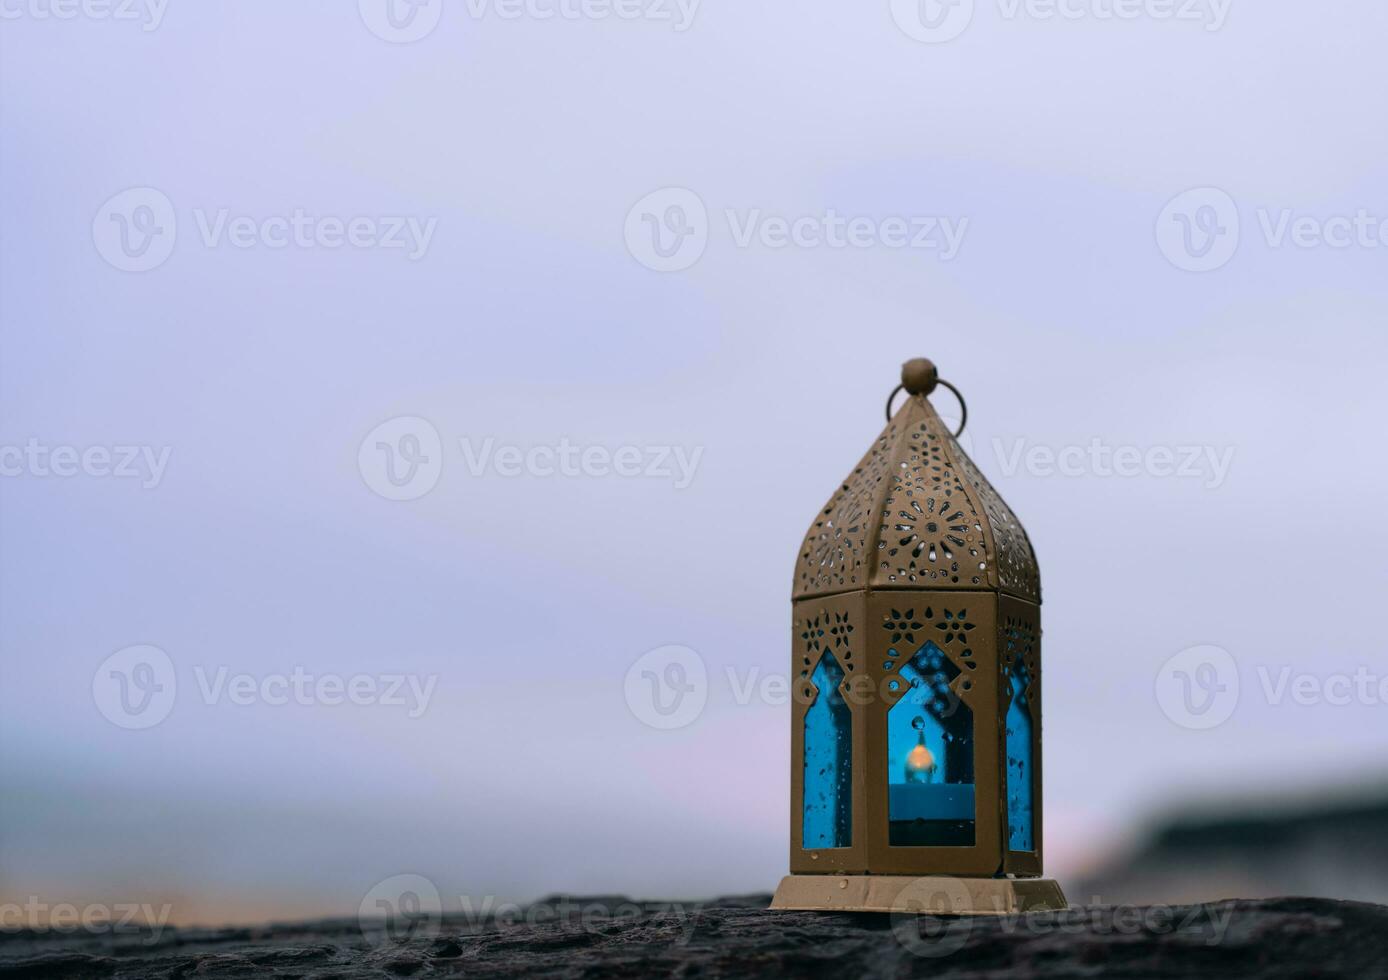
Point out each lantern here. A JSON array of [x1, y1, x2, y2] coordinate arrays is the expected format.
[[771, 359, 1068, 914]]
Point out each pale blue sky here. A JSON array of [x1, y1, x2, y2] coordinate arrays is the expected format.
[[2, 0, 1386, 925]]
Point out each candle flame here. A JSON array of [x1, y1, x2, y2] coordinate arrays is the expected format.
[[906, 743, 935, 774]]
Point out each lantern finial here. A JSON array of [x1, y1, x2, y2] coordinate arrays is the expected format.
[[900, 357, 939, 395]]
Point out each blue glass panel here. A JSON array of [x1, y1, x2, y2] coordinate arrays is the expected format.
[[887, 641, 975, 846], [802, 651, 851, 849], [1005, 660, 1035, 852]]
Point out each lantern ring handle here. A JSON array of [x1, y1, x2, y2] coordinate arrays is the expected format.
[[885, 379, 968, 437]]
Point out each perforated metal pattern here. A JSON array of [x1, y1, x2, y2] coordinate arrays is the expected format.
[[794, 395, 1040, 603]]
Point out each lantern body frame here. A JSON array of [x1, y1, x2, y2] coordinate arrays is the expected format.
[[789, 590, 1041, 878], [775, 389, 1062, 910]]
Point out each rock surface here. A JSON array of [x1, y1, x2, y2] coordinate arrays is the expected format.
[[3, 894, 1387, 979]]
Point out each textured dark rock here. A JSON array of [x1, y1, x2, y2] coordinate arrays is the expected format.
[[3, 894, 1387, 979]]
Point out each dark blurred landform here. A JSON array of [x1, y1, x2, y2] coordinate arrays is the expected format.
[[1078, 788, 1388, 906], [6, 792, 1388, 978]]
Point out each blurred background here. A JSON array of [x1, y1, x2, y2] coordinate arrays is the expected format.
[[2, 0, 1387, 927]]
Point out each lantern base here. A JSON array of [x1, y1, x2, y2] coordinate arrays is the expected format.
[[769, 875, 1067, 915]]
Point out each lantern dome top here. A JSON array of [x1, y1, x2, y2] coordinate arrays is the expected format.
[[793, 361, 1040, 603]]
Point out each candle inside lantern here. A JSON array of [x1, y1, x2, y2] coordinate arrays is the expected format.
[[904, 724, 936, 783]]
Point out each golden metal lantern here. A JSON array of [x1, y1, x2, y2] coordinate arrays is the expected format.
[[771, 359, 1068, 914]]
